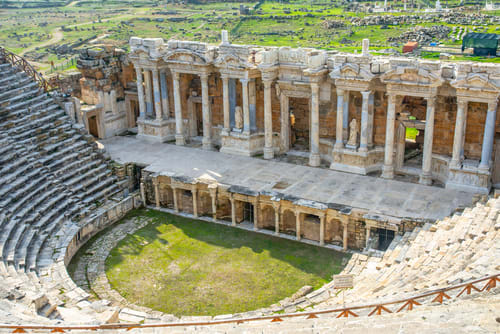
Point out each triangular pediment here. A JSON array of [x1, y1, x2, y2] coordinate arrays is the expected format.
[[164, 49, 207, 65], [214, 53, 251, 70], [452, 73, 499, 91], [330, 63, 374, 81], [381, 67, 443, 87]]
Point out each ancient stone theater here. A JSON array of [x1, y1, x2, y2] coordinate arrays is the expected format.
[[0, 32, 498, 332]]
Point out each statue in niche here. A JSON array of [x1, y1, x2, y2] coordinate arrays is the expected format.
[[234, 106, 243, 131], [347, 118, 358, 148]]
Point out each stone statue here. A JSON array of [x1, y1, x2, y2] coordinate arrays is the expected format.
[[235, 106, 243, 131], [347, 118, 358, 147]]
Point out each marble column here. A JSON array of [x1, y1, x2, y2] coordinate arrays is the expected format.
[[200, 73, 212, 150], [249, 79, 257, 132], [263, 80, 274, 159], [319, 213, 325, 246], [342, 217, 348, 251], [310, 82, 321, 167], [280, 94, 290, 152], [240, 78, 250, 135], [479, 101, 498, 171], [343, 91, 350, 139], [172, 72, 185, 145], [359, 91, 371, 152], [420, 96, 436, 185], [382, 94, 397, 179], [335, 88, 345, 149], [144, 69, 153, 117], [253, 200, 258, 231], [160, 70, 170, 119], [222, 76, 230, 135], [172, 187, 179, 212], [274, 205, 280, 235], [295, 211, 301, 241], [192, 187, 198, 218], [153, 178, 160, 208], [152, 69, 163, 121], [230, 196, 236, 226], [211, 193, 217, 220], [365, 225, 371, 249], [368, 93, 375, 148], [451, 99, 468, 168], [135, 66, 146, 118], [140, 181, 146, 205]]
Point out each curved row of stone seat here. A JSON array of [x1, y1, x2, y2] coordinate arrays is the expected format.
[[312, 197, 499, 311], [0, 59, 126, 321]]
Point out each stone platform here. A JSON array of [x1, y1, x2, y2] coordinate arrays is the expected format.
[[102, 136, 476, 222]]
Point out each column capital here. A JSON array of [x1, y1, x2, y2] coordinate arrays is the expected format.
[[221, 75, 229, 82], [239, 78, 249, 85], [361, 90, 371, 99], [263, 80, 273, 88], [200, 72, 210, 81], [425, 95, 436, 106], [387, 93, 397, 104], [457, 98, 468, 109], [488, 100, 498, 112], [152, 68, 159, 75], [310, 81, 320, 89], [336, 88, 345, 96], [172, 71, 180, 80]]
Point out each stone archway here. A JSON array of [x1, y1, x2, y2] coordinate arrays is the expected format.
[[281, 209, 296, 235], [259, 205, 275, 231]]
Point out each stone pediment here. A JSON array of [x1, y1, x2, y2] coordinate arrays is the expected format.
[[381, 67, 443, 87], [330, 63, 374, 82], [164, 49, 208, 65], [214, 53, 253, 70], [452, 73, 499, 92]]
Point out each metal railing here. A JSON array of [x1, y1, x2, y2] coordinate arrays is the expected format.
[[0, 274, 497, 333], [0, 47, 53, 92]]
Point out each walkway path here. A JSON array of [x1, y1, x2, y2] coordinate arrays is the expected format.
[[102, 136, 476, 222]]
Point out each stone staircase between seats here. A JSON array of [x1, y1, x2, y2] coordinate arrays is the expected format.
[[0, 60, 126, 322]]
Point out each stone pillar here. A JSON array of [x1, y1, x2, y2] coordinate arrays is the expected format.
[[140, 181, 146, 205], [263, 80, 274, 159], [479, 101, 498, 171], [221, 30, 229, 45], [359, 91, 371, 152], [209, 186, 217, 220], [192, 187, 198, 218], [362, 38, 370, 57], [451, 99, 468, 168], [368, 93, 375, 148], [273, 203, 280, 235], [342, 216, 348, 251], [249, 79, 257, 132], [200, 73, 212, 150], [160, 70, 170, 119], [365, 225, 371, 249], [253, 200, 259, 231], [172, 72, 185, 145], [240, 78, 250, 135], [382, 94, 397, 179], [309, 82, 321, 167], [230, 196, 236, 226], [152, 69, 163, 121], [172, 187, 179, 212], [222, 76, 230, 135], [280, 94, 290, 151], [419, 96, 436, 185], [343, 91, 350, 138], [135, 66, 146, 118], [144, 69, 153, 117], [319, 213, 325, 246], [335, 88, 345, 149], [295, 211, 301, 241], [153, 178, 160, 208]]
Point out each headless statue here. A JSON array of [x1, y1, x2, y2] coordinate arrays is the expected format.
[[347, 118, 358, 147], [235, 106, 243, 131]]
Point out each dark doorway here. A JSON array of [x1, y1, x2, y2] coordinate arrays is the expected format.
[[376, 228, 394, 251], [289, 97, 310, 151], [88, 115, 99, 137], [243, 202, 254, 223], [196, 103, 203, 136]]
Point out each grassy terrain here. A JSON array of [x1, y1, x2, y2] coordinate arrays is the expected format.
[[0, 0, 498, 74], [105, 209, 348, 316]]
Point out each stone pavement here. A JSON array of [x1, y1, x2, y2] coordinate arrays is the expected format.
[[102, 136, 476, 222]]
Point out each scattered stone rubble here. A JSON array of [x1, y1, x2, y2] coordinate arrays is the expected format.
[[350, 12, 499, 26], [388, 25, 452, 44]]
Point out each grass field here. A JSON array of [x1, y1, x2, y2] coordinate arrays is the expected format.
[[104, 209, 349, 316]]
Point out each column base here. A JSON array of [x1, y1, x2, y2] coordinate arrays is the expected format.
[[478, 163, 490, 173], [263, 146, 274, 160], [309, 152, 321, 167], [175, 134, 186, 146], [202, 138, 214, 150], [334, 142, 344, 150], [419, 172, 432, 186], [381, 165, 394, 179]]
